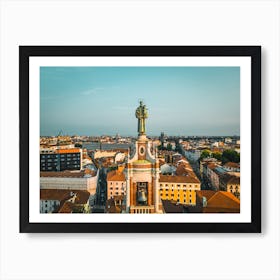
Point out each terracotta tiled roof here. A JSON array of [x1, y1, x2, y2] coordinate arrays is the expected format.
[[40, 189, 90, 204], [40, 170, 96, 178], [227, 176, 240, 185], [58, 201, 74, 213], [57, 148, 81, 154], [196, 190, 217, 201], [74, 191, 90, 204], [197, 190, 240, 213], [207, 163, 218, 170], [207, 191, 240, 206], [161, 199, 185, 213], [220, 174, 240, 185], [107, 170, 126, 181], [105, 198, 121, 213], [176, 165, 191, 176], [40, 189, 73, 201], [159, 175, 200, 184], [224, 162, 240, 168]]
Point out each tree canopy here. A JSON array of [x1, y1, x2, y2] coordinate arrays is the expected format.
[[200, 149, 211, 160], [222, 149, 240, 163], [212, 151, 222, 161]]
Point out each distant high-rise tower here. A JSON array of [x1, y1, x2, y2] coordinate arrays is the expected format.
[[160, 132, 164, 147]]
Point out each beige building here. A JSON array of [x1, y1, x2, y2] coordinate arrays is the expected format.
[[223, 162, 240, 172], [107, 167, 126, 200], [40, 169, 99, 195], [222, 175, 240, 199]]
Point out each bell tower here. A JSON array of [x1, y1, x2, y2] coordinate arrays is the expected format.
[[125, 101, 160, 214]]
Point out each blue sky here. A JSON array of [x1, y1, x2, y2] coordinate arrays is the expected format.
[[40, 67, 240, 136]]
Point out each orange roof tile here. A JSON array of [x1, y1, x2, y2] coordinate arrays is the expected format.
[[40, 170, 96, 178], [207, 163, 218, 170], [196, 190, 217, 201], [196, 190, 240, 213], [57, 148, 81, 154], [40, 189, 73, 201], [224, 162, 240, 168], [58, 201, 74, 213], [159, 175, 200, 184], [40, 189, 90, 204], [107, 170, 126, 181], [220, 174, 240, 185], [227, 176, 240, 185]]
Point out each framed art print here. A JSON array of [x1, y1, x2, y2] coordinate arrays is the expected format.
[[19, 46, 261, 233]]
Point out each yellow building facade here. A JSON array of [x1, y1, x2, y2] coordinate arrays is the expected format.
[[159, 175, 201, 206]]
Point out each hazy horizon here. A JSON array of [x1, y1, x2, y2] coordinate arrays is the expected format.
[[40, 67, 240, 137]]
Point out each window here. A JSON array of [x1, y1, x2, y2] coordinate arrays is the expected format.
[[139, 146, 145, 155]]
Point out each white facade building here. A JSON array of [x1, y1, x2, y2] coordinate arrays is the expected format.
[[40, 170, 99, 195]]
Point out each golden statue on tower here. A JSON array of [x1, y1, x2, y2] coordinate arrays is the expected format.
[[135, 101, 148, 136]]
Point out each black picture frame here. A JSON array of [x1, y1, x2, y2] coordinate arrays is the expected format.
[[19, 46, 261, 233]]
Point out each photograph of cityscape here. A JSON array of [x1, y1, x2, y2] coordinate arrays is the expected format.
[[40, 66, 241, 215]]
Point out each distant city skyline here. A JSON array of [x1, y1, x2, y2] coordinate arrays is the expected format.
[[40, 67, 240, 136]]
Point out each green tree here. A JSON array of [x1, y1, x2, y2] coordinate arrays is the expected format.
[[212, 151, 222, 161], [222, 149, 240, 163], [167, 143, 172, 151], [200, 149, 211, 160]]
